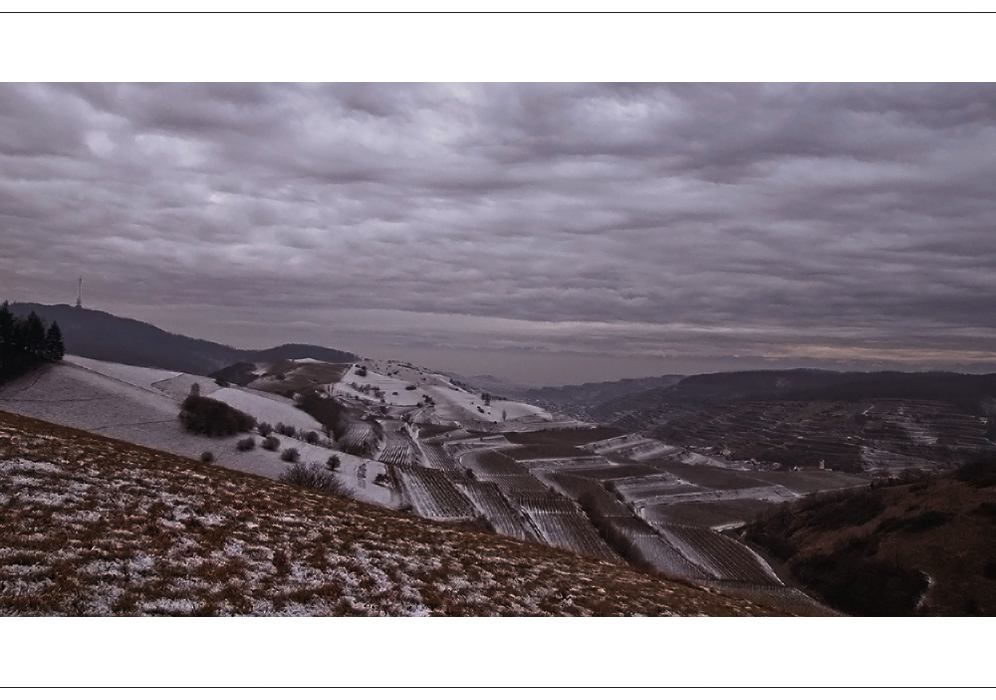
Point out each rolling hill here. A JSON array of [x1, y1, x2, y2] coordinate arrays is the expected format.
[[8, 303, 357, 376]]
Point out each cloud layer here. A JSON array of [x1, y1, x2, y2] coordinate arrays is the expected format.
[[2, 83, 995, 383]]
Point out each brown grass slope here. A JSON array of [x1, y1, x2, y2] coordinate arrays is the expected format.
[[0, 410, 797, 616], [742, 463, 996, 616]]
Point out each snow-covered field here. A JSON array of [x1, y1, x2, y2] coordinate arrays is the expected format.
[[66, 355, 181, 388], [426, 384, 551, 424], [333, 362, 552, 427], [210, 387, 324, 434], [334, 365, 425, 406]]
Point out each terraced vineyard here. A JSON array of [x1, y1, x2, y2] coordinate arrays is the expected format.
[[479, 472, 551, 496], [337, 420, 382, 456], [454, 481, 537, 541], [598, 518, 706, 580], [610, 473, 703, 508], [523, 511, 621, 561], [653, 399, 993, 474], [420, 442, 460, 473], [395, 464, 477, 521], [660, 524, 779, 585], [378, 426, 420, 467]]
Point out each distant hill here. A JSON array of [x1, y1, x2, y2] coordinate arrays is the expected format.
[[247, 343, 357, 364], [442, 372, 528, 396], [520, 375, 684, 418], [7, 303, 356, 376], [590, 368, 996, 430]]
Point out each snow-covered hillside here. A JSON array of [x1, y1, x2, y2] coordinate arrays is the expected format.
[[0, 358, 396, 507], [333, 360, 552, 425]]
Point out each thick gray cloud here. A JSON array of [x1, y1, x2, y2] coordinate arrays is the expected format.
[[3, 83, 996, 384]]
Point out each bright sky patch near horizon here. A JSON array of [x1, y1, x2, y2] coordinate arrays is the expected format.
[[2, 15, 996, 386]]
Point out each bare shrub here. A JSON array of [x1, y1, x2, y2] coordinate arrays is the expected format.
[[280, 462, 353, 497], [304, 430, 319, 445], [200, 451, 214, 463], [276, 423, 296, 437], [281, 447, 300, 463], [258, 422, 273, 437], [236, 437, 255, 452], [262, 436, 280, 451], [326, 454, 341, 471]]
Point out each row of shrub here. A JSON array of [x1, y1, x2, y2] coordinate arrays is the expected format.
[[257, 420, 333, 448]]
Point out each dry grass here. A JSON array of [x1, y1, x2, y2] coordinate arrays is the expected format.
[[743, 473, 996, 615], [0, 409, 800, 616]]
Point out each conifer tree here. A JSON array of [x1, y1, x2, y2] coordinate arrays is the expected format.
[[24, 311, 47, 357], [0, 301, 13, 349], [45, 321, 65, 361], [0, 301, 13, 373]]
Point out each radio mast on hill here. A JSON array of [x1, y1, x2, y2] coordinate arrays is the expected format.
[[76, 277, 83, 309]]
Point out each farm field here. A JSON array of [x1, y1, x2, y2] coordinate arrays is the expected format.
[[642, 499, 782, 529], [610, 473, 701, 506], [746, 468, 870, 494], [210, 387, 325, 434], [67, 354, 181, 388], [334, 364, 425, 407], [247, 361, 349, 395], [650, 460, 778, 490], [652, 398, 993, 475], [505, 426, 627, 447]]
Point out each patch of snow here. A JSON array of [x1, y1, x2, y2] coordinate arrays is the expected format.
[[0, 459, 64, 474], [210, 387, 324, 433], [139, 598, 201, 614], [80, 560, 125, 578], [66, 355, 182, 389], [333, 365, 425, 407]]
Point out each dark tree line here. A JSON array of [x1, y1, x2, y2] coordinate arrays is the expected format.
[[0, 301, 65, 382]]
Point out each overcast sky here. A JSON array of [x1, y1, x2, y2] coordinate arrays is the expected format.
[[2, 81, 996, 384]]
